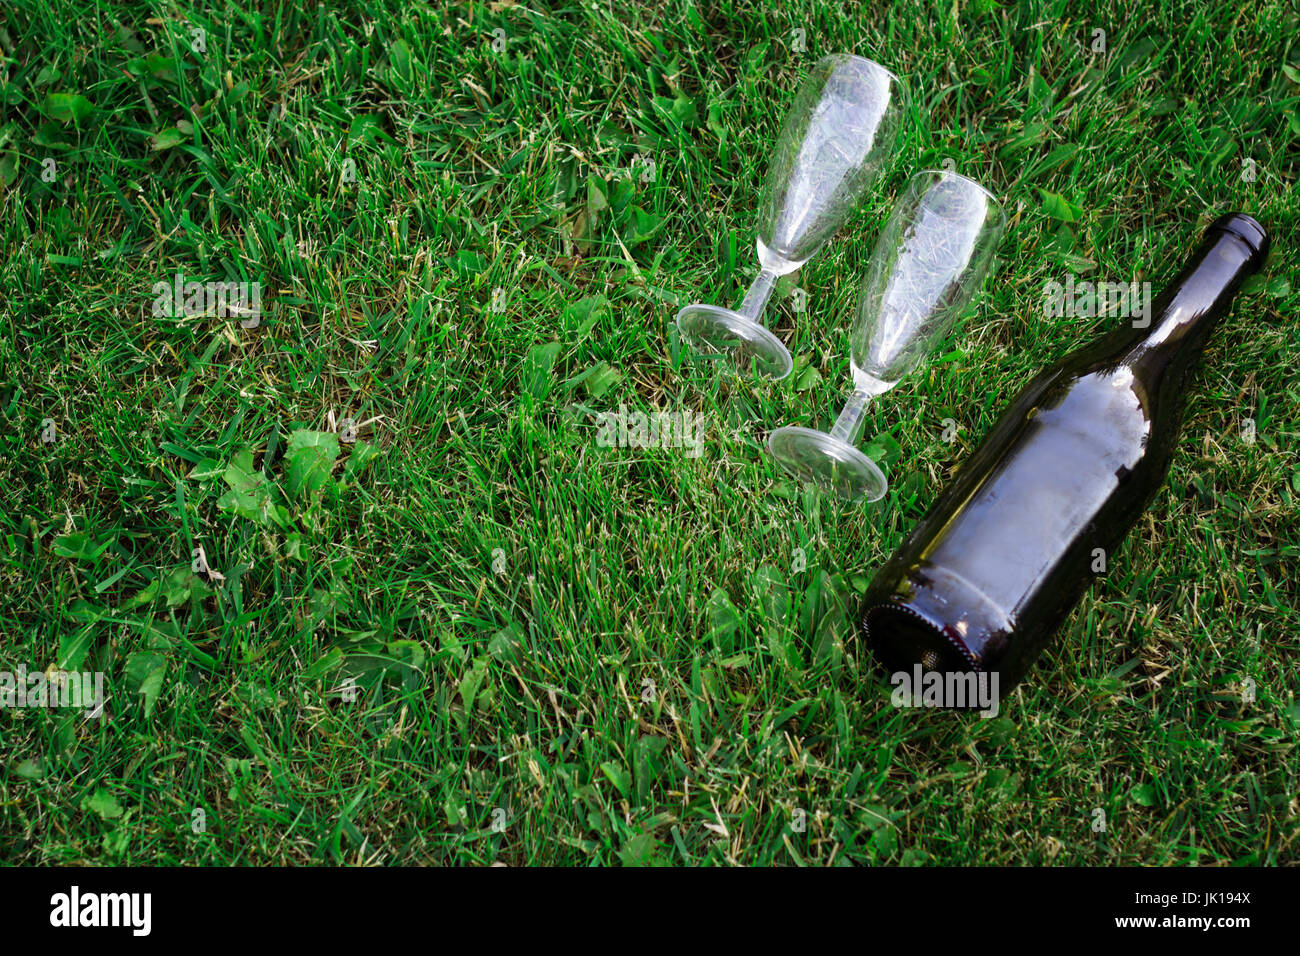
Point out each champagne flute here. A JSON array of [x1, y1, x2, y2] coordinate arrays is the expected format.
[[768, 169, 1005, 501], [676, 54, 904, 379]]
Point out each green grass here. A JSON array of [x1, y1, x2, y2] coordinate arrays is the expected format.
[[1, 0, 1297, 865]]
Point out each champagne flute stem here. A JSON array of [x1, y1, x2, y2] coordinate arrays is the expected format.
[[736, 269, 778, 323], [829, 388, 874, 445]]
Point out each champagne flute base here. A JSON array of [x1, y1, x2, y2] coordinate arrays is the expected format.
[[675, 304, 793, 380], [767, 425, 887, 503]]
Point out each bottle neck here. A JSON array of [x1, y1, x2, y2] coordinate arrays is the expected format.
[[1122, 215, 1269, 376]]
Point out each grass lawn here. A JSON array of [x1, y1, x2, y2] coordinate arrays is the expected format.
[[1, 0, 1297, 865]]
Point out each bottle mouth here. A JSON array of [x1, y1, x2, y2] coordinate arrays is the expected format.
[[1209, 213, 1270, 268], [863, 602, 981, 677]]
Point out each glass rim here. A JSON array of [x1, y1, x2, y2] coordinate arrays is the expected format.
[[909, 168, 1005, 216], [824, 53, 902, 87]]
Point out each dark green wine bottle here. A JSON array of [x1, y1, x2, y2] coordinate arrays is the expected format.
[[862, 214, 1270, 694]]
